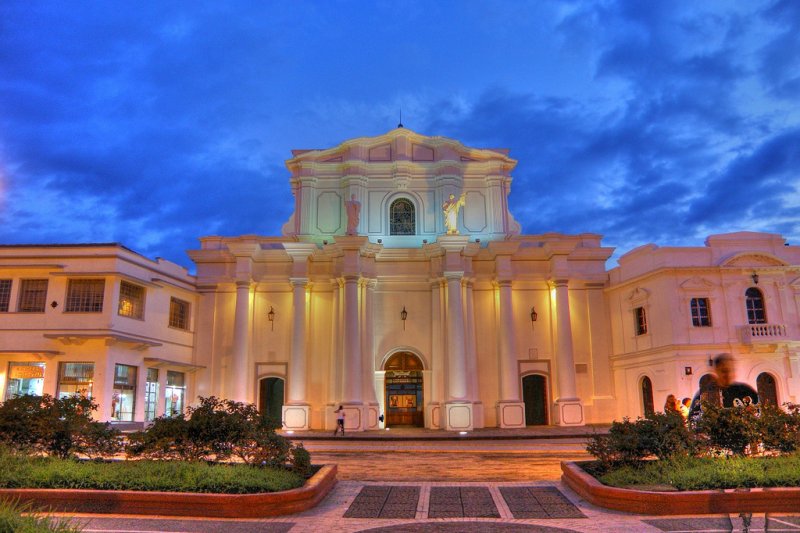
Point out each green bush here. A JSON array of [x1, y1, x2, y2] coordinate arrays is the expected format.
[[127, 396, 307, 469], [0, 395, 121, 459], [0, 498, 83, 532], [693, 402, 760, 456], [756, 402, 800, 454]]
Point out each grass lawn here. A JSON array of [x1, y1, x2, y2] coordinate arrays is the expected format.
[[0, 451, 305, 494], [586, 453, 800, 491]]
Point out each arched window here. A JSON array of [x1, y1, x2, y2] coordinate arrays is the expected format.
[[757, 372, 778, 406], [745, 287, 766, 324], [640, 376, 654, 417], [390, 198, 415, 235]]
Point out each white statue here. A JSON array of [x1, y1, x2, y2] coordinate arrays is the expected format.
[[345, 193, 361, 235], [442, 193, 466, 235]]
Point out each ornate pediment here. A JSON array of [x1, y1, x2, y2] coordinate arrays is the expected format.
[[627, 287, 651, 303], [680, 276, 715, 291], [721, 253, 788, 267]]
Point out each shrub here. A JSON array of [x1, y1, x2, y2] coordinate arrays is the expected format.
[[290, 444, 312, 477], [693, 402, 760, 456], [0, 394, 121, 459], [757, 402, 800, 454]]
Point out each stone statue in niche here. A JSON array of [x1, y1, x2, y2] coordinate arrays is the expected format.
[[442, 193, 466, 235], [345, 194, 361, 235]]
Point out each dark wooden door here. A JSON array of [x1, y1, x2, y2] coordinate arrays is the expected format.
[[757, 373, 777, 406], [522, 374, 548, 425], [259, 377, 284, 424]]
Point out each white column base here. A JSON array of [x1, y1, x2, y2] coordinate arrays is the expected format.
[[365, 402, 380, 430], [496, 401, 526, 428], [554, 398, 584, 426], [444, 401, 473, 431], [341, 403, 366, 432], [426, 402, 441, 429], [282, 404, 310, 431]]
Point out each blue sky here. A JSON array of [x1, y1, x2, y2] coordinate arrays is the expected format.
[[1, 1, 798, 270]]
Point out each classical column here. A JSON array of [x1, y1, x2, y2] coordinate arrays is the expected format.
[[444, 271, 473, 430], [495, 279, 526, 428], [464, 278, 483, 428], [230, 280, 252, 403], [361, 279, 380, 429], [553, 279, 584, 425], [427, 278, 445, 429], [287, 278, 308, 404], [342, 275, 362, 404]]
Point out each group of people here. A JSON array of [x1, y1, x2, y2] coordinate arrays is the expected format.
[[665, 353, 760, 423]]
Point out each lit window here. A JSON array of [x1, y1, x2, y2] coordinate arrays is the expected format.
[[745, 287, 766, 324], [690, 298, 711, 327], [57, 362, 94, 399], [118, 281, 145, 319], [65, 279, 105, 313], [18, 279, 48, 313], [634, 306, 648, 335], [5, 362, 45, 399], [389, 198, 415, 235], [144, 368, 159, 422], [169, 297, 190, 330], [112, 364, 137, 422], [165, 371, 186, 417], [0, 280, 11, 312]]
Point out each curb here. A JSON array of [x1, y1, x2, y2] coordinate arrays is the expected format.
[[561, 461, 800, 515], [0, 464, 337, 518]]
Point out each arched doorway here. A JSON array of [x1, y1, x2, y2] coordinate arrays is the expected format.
[[640, 376, 654, 417], [522, 374, 548, 425], [757, 372, 778, 406], [258, 377, 284, 424], [383, 352, 424, 427]]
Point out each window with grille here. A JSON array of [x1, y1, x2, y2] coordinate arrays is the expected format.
[[0, 280, 11, 312], [112, 364, 137, 421], [389, 198, 415, 235], [745, 287, 766, 324], [634, 306, 648, 335], [18, 279, 48, 313], [57, 362, 94, 399], [690, 297, 711, 327], [169, 297, 190, 330], [118, 281, 145, 319], [65, 279, 105, 312]]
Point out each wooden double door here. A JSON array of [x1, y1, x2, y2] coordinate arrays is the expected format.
[[384, 352, 424, 427]]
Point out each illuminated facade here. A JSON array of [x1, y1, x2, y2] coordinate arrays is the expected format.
[[1, 129, 798, 430]]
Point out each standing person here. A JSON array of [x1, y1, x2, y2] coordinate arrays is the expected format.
[[333, 405, 345, 436], [688, 353, 759, 422], [680, 397, 691, 420], [664, 394, 681, 415]]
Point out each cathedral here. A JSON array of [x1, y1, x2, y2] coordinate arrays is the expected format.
[[1, 128, 798, 431]]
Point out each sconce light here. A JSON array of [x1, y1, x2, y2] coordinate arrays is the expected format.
[[684, 366, 693, 376], [751, 271, 759, 285], [401, 306, 408, 330], [267, 306, 275, 331], [530, 306, 538, 323], [50, 301, 58, 309]]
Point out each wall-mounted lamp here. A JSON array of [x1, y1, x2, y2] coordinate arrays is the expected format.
[[684, 366, 693, 376], [530, 306, 538, 323], [268, 306, 275, 331], [751, 271, 759, 285], [50, 301, 58, 309], [401, 306, 408, 330]]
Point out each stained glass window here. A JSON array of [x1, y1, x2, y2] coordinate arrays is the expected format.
[[390, 199, 415, 235]]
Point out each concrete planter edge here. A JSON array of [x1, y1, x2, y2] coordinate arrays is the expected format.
[[561, 461, 800, 515], [0, 464, 338, 518]]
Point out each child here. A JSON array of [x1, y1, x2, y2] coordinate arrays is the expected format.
[[333, 405, 345, 436]]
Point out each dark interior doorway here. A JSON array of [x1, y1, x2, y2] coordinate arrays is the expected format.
[[522, 374, 548, 425], [258, 377, 284, 424]]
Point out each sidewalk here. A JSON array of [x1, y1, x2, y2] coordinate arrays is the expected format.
[[279, 424, 611, 441]]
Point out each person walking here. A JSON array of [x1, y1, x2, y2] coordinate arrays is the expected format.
[[333, 405, 345, 436], [688, 353, 759, 423]]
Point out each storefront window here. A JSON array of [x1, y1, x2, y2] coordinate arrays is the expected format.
[[165, 371, 185, 417], [144, 368, 159, 422], [57, 362, 94, 399], [5, 362, 46, 399], [112, 364, 137, 421]]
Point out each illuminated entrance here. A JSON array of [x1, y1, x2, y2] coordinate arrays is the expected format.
[[383, 352, 424, 427]]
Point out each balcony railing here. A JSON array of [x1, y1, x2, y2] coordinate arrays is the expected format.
[[739, 323, 788, 344]]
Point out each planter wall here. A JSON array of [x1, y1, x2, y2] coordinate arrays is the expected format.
[[562, 461, 800, 515], [0, 464, 337, 518]]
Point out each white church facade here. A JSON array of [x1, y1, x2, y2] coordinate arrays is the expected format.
[[1, 128, 798, 431]]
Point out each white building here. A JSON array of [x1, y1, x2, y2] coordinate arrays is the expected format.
[[1, 129, 798, 430]]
